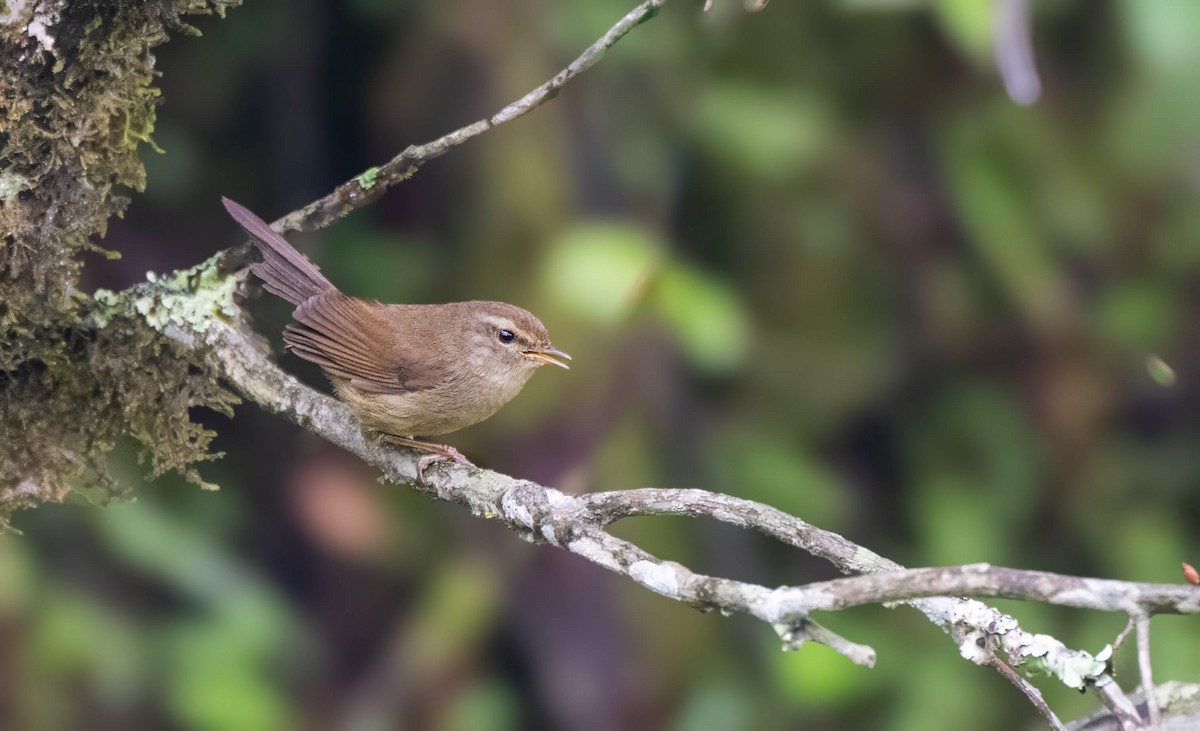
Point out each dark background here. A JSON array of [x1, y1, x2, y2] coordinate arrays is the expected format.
[[4, 0, 1200, 728]]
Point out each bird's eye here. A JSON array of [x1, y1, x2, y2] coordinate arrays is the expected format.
[[497, 329, 516, 344]]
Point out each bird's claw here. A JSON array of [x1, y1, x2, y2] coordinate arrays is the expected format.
[[379, 434, 474, 476], [417, 447, 473, 474]]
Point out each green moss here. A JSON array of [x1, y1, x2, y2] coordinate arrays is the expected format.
[[357, 166, 382, 189], [0, 0, 244, 530], [1, 0, 242, 315], [1, 258, 243, 531]]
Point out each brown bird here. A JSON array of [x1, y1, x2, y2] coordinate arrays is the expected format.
[[222, 197, 570, 466]]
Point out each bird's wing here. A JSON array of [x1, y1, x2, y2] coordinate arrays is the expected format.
[[283, 293, 444, 394]]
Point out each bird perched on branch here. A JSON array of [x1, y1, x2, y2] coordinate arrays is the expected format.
[[222, 197, 570, 467]]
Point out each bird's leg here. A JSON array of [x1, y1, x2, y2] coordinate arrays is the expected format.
[[379, 434, 474, 472]]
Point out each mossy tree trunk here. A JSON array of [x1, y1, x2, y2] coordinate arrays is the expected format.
[[0, 0, 241, 529]]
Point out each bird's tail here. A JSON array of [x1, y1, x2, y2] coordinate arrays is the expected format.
[[222, 197, 335, 305]]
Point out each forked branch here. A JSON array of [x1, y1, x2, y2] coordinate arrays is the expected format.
[[93, 1, 1197, 728]]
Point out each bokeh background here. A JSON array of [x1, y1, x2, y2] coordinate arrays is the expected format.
[[4, 0, 1200, 728]]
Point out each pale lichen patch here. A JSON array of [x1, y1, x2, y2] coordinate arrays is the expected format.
[[26, 4, 58, 53], [630, 560, 682, 598], [0, 172, 31, 200], [501, 489, 535, 530], [568, 536, 622, 572]]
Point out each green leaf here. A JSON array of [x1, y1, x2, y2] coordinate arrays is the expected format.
[[543, 224, 663, 326], [1096, 280, 1174, 352], [0, 535, 32, 612], [940, 113, 1070, 332], [770, 640, 865, 707], [165, 624, 292, 731], [445, 680, 519, 731], [721, 431, 848, 529], [652, 263, 750, 374], [905, 381, 1040, 563], [691, 84, 833, 180], [1116, 0, 1200, 74], [932, 0, 994, 62]]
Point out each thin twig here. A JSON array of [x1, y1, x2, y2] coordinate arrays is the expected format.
[[1112, 615, 1137, 654], [582, 487, 898, 573], [775, 618, 876, 667], [985, 654, 1067, 731], [1135, 614, 1160, 727], [269, 0, 674, 235], [1093, 681, 1148, 730]]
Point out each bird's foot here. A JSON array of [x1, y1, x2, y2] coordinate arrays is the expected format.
[[379, 434, 474, 475]]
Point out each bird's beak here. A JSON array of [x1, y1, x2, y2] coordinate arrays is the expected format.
[[523, 346, 571, 369]]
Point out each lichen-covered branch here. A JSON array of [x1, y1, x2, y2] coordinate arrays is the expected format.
[[86, 251, 1200, 731], [582, 487, 898, 573], [675, 563, 1200, 617], [6, 2, 1199, 729], [152, 250, 1181, 727]]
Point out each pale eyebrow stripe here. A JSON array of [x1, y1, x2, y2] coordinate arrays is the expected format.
[[481, 316, 517, 331]]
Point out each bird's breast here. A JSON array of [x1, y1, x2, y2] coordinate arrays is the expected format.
[[334, 365, 534, 437]]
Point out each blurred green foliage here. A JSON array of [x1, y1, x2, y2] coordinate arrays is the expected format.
[[5, 0, 1200, 729]]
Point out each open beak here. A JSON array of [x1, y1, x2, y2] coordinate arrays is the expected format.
[[523, 346, 572, 370]]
